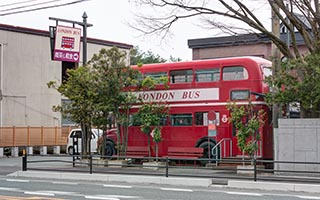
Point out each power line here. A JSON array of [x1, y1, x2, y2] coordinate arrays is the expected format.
[[0, 0, 38, 8], [0, 0, 90, 16], [0, 0, 63, 13]]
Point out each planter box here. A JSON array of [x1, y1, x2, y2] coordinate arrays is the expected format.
[[93, 159, 108, 167], [236, 164, 265, 175], [143, 161, 166, 170], [108, 160, 128, 168]]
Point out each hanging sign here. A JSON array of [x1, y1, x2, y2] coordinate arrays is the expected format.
[[53, 25, 81, 62]]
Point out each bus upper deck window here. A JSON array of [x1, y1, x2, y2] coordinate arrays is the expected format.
[[170, 69, 193, 83], [195, 68, 220, 82], [145, 72, 167, 84], [222, 66, 248, 81]]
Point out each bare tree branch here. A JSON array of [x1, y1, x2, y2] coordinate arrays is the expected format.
[[131, 0, 320, 58]]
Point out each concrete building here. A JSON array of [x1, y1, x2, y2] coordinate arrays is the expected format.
[[0, 24, 132, 127]]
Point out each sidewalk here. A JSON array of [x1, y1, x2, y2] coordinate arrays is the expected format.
[[8, 170, 320, 194]]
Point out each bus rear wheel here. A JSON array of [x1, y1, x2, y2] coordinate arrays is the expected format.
[[199, 141, 218, 161]]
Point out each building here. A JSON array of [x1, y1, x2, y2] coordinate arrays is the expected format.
[[0, 24, 132, 127], [188, 32, 309, 60], [188, 14, 310, 60]]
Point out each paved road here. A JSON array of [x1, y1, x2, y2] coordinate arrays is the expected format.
[[0, 176, 320, 200], [2, 155, 320, 197]]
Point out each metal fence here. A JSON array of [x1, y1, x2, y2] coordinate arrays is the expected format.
[[21, 154, 320, 184]]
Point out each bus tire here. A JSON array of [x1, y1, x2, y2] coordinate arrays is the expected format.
[[199, 141, 218, 160], [68, 146, 74, 155], [104, 141, 115, 157]]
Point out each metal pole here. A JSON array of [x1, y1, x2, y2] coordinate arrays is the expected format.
[[253, 158, 257, 181], [82, 12, 88, 65], [165, 157, 169, 177], [89, 154, 93, 174], [22, 148, 27, 171]]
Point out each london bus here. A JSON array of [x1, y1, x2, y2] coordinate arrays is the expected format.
[[105, 56, 273, 160]]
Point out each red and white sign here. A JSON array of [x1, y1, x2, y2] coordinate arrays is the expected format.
[[135, 88, 219, 102], [53, 25, 81, 62]]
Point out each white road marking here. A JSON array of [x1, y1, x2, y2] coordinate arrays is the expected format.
[[226, 191, 263, 196], [85, 196, 120, 200], [6, 179, 30, 183], [52, 181, 78, 185], [0, 187, 21, 192], [297, 196, 320, 200], [103, 184, 133, 188], [160, 187, 193, 192], [24, 191, 55, 196], [43, 190, 78, 195], [85, 195, 140, 199]]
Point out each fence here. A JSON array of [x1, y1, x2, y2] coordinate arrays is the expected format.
[[21, 154, 320, 184], [0, 126, 76, 147]]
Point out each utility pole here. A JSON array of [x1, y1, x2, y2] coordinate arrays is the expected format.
[[271, 2, 281, 128]]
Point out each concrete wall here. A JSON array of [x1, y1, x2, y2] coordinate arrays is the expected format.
[[274, 119, 320, 173]]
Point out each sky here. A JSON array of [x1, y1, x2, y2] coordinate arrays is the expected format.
[[0, 0, 271, 61]]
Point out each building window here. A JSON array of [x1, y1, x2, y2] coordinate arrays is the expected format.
[[170, 69, 193, 83], [195, 68, 220, 82]]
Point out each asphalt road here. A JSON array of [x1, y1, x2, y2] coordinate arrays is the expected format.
[[0, 176, 320, 200]]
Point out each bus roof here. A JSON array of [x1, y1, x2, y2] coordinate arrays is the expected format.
[[132, 56, 272, 71]]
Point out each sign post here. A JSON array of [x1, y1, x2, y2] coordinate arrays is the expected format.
[[49, 12, 93, 65]]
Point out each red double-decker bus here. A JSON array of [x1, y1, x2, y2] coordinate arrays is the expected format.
[[106, 56, 273, 159]]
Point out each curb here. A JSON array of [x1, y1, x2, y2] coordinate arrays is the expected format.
[[8, 171, 212, 187], [228, 180, 320, 193]]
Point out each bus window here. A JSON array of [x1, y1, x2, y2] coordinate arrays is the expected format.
[[195, 68, 220, 82], [145, 72, 167, 83], [222, 66, 248, 81], [195, 112, 208, 125], [170, 114, 192, 126], [262, 65, 272, 79], [231, 90, 250, 100], [170, 69, 193, 83]]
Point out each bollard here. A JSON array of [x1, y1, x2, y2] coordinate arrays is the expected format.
[[165, 157, 169, 177], [253, 158, 257, 181], [22, 149, 27, 171], [89, 154, 93, 174]]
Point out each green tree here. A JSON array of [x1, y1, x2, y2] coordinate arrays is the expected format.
[[89, 47, 141, 157], [136, 102, 168, 160], [130, 46, 167, 65], [266, 52, 320, 118], [48, 65, 96, 155], [227, 101, 265, 158]]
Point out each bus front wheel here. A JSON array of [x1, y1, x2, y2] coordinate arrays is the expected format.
[[104, 141, 115, 157]]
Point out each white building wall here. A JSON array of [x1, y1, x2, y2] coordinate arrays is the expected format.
[[0, 25, 131, 127]]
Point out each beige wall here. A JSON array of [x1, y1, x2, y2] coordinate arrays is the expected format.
[[0, 28, 130, 127]]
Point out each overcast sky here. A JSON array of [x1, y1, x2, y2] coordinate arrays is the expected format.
[[0, 0, 271, 61]]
